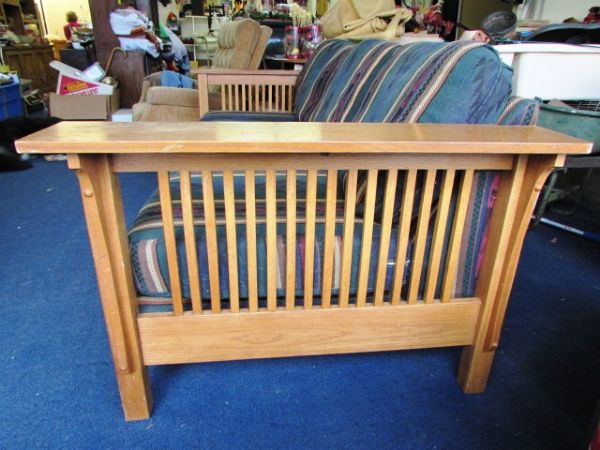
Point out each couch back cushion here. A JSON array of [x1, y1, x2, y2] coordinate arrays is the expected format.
[[295, 39, 515, 124]]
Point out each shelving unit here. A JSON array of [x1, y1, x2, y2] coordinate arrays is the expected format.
[[1, 0, 54, 92]]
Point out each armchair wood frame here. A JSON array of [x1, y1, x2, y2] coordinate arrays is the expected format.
[[194, 68, 300, 117], [17, 120, 590, 421]]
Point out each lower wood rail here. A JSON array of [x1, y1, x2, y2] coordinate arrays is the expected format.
[[138, 299, 481, 365]]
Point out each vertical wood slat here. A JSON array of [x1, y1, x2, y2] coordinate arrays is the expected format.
[[233, 85, 239, 111], [241, 84, 247, 112], [440, 170, 474, 302], [391, 170, 418, 304], [339, 170, 358, 307], [157, 172, 184, 315], [201, 170, 221, 312], [407, 170, 437, 304], [275, 84, 280, 111], [303, 170, 318, 309], [286, 170, 297, 310], [179, 171, 202, 314], [220, 84, 226, 111], [268, 84, 273, 111], [423, 170, 456, 303], [373, 170, 399, 305], [245, 170, 259, 311], [287, 85, 293, 112], [320, 169, 338, 308], [266, 169, 278, 311], [223, 170, 240, 312], [261, 85, 266, 112], [247, 84, 254, 112], [255, 84, 260, 112], [227, 84, 233, 111], [356, 169, 378, 307]]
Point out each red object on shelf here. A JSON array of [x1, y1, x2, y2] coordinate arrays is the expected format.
[[284, 25, 301, 59], [301, 24, 322, 59]]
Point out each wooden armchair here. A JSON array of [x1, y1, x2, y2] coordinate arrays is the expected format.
[[133, 19, 273, 122], [196, 68, 299, 117]]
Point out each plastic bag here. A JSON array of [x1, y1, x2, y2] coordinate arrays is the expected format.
[[110, 9, 150, 36]]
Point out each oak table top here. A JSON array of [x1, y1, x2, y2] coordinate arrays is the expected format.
[[16, 122, 592, 155]]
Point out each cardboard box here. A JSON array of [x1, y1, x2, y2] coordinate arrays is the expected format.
[[49, 89, 120, 120], [50, 61, 114, 95]]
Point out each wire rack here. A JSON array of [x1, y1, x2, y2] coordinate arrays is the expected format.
[[563, 100, 600, 113]]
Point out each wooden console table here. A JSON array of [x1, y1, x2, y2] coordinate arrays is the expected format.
[[16, 122, 591, 421]]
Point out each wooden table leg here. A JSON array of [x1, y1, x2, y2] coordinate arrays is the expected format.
[[458, 154, 562, 393], [69, 154, 152, 420]]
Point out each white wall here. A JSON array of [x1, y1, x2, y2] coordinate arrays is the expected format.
[[158, 2, 179, 25], [516, 0, 597, 22], [37, 0, 91, 39]]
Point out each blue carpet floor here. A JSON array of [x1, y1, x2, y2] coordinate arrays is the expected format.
[[0, 160, 598, 449]]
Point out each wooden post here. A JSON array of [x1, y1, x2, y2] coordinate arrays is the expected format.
[[88, 0, 160, 107], [458, 154, 563, 393], [68, 154, 152, 420]]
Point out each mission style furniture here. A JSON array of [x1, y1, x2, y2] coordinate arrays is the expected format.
[[16, 41, 591, 420]]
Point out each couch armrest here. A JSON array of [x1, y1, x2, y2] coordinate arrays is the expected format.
[[146, 87, 199, 108], [193, 69, 300, 117]]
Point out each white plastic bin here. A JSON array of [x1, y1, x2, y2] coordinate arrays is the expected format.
[[494, 43, 600, 100]]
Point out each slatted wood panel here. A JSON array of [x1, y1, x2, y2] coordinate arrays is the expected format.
[[154, 167, 498, 315], [215, 83, 294, 113], [194, 70, 300, 116]]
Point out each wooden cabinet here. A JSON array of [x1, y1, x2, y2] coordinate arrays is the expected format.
[[3, 45, 57, 92], [1, 0, 40, 35]]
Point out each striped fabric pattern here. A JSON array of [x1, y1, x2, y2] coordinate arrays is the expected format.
[[294, 40, 516, 124]]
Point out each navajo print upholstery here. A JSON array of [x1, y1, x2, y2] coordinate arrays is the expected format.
[[294, 40, 515, 124]]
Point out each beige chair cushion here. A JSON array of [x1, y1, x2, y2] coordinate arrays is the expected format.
[[248, 25, 273, 70], [136, 104, 200, 122], [146, 87, 199, 108], [212, 19, 262, 70]]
